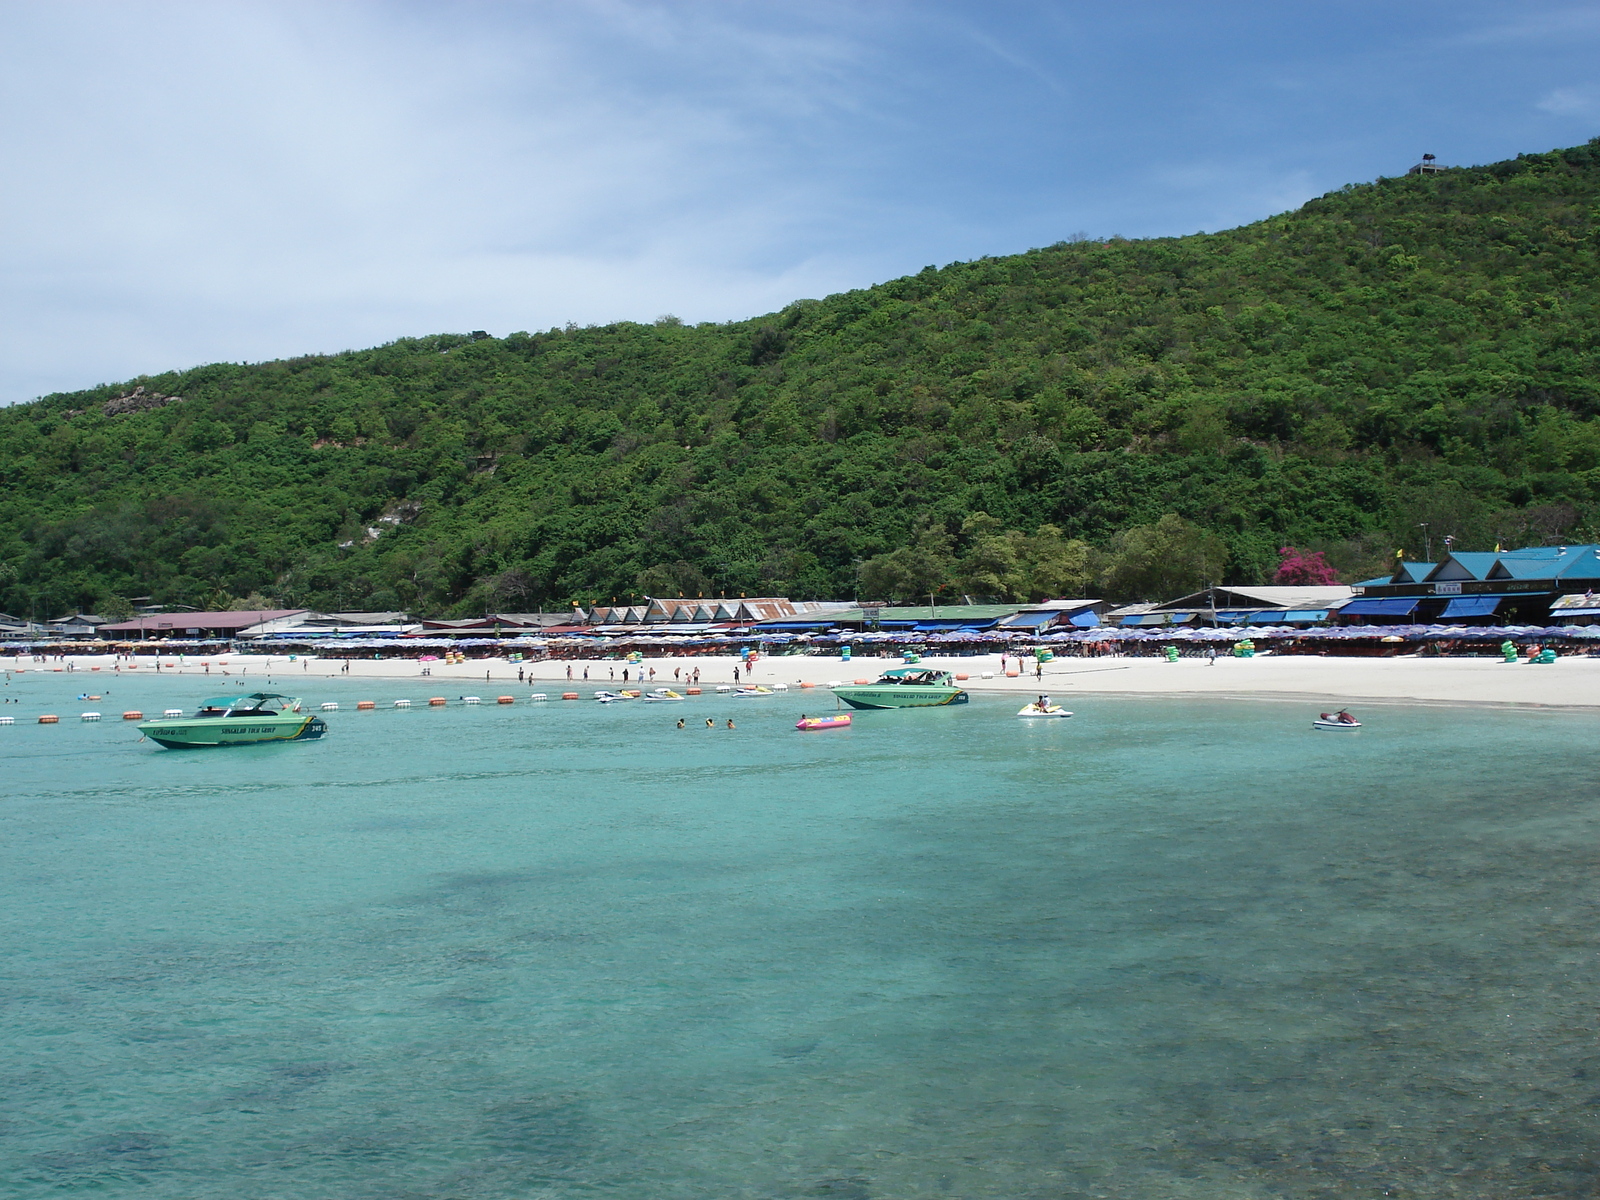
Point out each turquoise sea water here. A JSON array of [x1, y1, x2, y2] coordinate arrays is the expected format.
[[3, 674, 1599, 1198]]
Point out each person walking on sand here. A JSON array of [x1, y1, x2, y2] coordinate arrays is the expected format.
[[1206, 647, 1216, 666]]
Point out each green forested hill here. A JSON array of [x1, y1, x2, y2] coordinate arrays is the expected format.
[[4, 139, 1600, 617]]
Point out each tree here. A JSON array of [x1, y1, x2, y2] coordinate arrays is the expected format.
[[858, 520, 955, 602], [100, 594, 135, 622], [1017, 525, 1093, 600], [635, 560, 711, 597], [956, 512, 1021, 599], [1272, 547, 1339, 586], [482, 568, 537, 610], [1098, 514, 1229, 602]]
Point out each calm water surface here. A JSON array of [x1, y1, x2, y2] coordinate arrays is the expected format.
[[3, 673, 1599, 1198]]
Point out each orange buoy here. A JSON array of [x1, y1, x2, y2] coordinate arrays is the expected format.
[[1005, 670, 1020, 677], [122, 711, 143, 720], [955, 673, 969, 680], [685, 687, 701, 695], [428, 697, 447, 706], [561, 691, 579, 700], [853, 678, 871, 685], [497, 695, 514, 704], [799, 681, 815, 689], [356, 700, 376, 710], [90, 666, 101, 671], [38, 714, 59, 724]]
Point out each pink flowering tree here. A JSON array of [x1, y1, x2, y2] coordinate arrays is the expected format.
[[1273, 546, 1339, 586]]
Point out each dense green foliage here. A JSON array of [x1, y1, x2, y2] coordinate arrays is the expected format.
[[4, 139, 1600, 616]]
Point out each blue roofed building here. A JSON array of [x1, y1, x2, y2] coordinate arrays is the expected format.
[[1342, 545, 1600, 624]]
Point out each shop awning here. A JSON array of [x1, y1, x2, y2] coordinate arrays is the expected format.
[[1439, 596, 1502, 619], [1119, 612, 1194, 627], [1340, 597, 1422, 617], [1003, 611, 1059, 629], [1068, 610, 1100, 627]]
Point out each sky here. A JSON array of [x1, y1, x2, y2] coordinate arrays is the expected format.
[[1, 0, 1598, 404]]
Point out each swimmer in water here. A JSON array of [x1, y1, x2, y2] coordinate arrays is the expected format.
[[676, 718, 685, 729], [706, 717, 714, 727], [726, 719, 735, 729]]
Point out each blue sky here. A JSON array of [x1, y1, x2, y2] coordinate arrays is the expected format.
[[1, 0, 1598, 403]]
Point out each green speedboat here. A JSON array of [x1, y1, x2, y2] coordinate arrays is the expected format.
[[831, 667, 969, 710], [138, 693, 327, 748]]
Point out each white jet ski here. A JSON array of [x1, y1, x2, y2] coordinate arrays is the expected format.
[[1313, 710, 1362, 730], [1018, 702, 1072, 718]]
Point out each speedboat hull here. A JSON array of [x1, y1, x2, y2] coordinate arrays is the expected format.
[[1312, 719, 1362, 730], [138, 713, 327, 748], [1018, 705, 1071, 718], [831, 685, 968, 710]]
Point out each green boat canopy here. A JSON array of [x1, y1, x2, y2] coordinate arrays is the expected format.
[[198, 692, 296, 708]]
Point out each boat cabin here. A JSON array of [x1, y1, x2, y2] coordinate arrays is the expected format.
[[875, 668, 954, 686]]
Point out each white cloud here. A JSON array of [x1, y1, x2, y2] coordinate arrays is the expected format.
[[1536, 85, 1600, 118], [0, 1, 909, 401]]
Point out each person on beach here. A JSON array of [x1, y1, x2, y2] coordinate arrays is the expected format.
[[733, 666, 740, 683], [1206, 647, 1216, 666], [674, 667, 681, 681], [693, 667, 700, 684], [622, 668, 629, 683], [566, 664, 573, 680], [583, 666, 589, 680]]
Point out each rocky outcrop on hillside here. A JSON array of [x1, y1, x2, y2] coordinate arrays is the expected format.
[[103, 386, 181, 416]]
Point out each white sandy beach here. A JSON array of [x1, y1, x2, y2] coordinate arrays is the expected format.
[[12, 649, 1600, 710]]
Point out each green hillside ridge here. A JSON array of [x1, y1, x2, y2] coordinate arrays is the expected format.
[[4, 138, 1600, 618]]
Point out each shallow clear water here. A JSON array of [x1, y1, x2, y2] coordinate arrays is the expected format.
[[4, 673, 1600, 1198]]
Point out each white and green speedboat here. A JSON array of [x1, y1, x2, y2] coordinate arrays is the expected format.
[[831, 668, 969, 710], [138, 693, 327, 748]]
